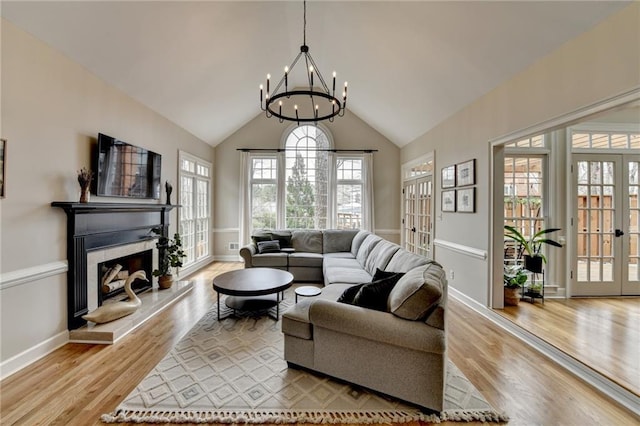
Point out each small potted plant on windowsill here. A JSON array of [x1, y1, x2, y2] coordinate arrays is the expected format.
[[153, 230, 186, 289], [504, 264, 528, 306], [504, 225, 562, 273]]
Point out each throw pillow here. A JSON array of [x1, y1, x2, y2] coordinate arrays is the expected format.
[[372, 267, 399, 281], [251, 232, 273, 245], [271, 231, 293, 248], [257, 240, 281, 254], [337, 283, 365, 304], [388, 265, 443, 321], [352, 272, 405, 312]]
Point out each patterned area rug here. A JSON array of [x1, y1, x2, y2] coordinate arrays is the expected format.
[[102, 288, 508, 424]]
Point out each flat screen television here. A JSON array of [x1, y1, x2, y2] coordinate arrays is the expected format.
[[95, 133, 162, 199]]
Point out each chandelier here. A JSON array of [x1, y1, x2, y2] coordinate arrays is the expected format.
[[259, 0, 347, 124]]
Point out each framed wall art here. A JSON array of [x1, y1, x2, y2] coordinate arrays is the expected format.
[[441, 165, 456, 188], [456, 159, 475, 187], [0, 139, 5, 198], [442, 189, 456, 212], [457, 187, 475, 213]]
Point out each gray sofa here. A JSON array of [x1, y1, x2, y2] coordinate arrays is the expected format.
[[240, 229, 448, 412]]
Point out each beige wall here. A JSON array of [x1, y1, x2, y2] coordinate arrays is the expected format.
[[213, 109, 401, 259], [0, 19, 214, 370], [400, 3, 640, 305]]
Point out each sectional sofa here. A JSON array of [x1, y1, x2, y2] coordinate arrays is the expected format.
[[239, 229, 448, 412]]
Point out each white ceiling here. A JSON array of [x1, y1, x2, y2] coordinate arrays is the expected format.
[[2, 1, 630, 147]]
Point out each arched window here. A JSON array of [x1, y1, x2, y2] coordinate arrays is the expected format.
[[284, 125, 331, 229]]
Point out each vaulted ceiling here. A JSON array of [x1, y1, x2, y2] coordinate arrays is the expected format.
[[1, 1, 630, 147]]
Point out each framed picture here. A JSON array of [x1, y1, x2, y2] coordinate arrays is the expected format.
[[442, 189, 456, 212], [0, 139, 5, 198], [441, 165, 456, 188], [457, 187, 475, 213], [456, 159, 475, 187]]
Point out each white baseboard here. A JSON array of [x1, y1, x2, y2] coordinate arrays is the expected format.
[[0, 330, 69, 381], [213, 255, 243, 262], [449, 287, 640, 417]]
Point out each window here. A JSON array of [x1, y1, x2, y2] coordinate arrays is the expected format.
[[285, 126, 329, 229], [336, 157, 363, 229], [179, 151, 211, 266], [250, 156, 278, 229], [572, 130, 640, 149], [243, 125, 373, 237]]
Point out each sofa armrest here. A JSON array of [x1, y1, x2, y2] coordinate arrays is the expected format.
[[308, 299, 445, 354], [239, 243, 257, 268]]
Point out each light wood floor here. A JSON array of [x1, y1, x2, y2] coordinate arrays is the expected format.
[[1, 262, 637, 425], [497, 297, 640, 396]]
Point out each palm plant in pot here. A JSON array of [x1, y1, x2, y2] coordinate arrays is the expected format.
[[153, 231, 186, 289], [504, 225, 562, 273], [503, 264, 528, 306]]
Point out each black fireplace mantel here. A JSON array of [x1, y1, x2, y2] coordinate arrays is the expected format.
[[52, 202, 178, 329]]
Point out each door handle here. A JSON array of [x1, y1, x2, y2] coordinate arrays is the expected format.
[[412, 227, 416, 233], [615, 229, 624, 237]]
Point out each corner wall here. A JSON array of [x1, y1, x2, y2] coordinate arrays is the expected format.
[[0, 19, 214, 376], [400, 3, 640, 305], [213, 110, 401, 259]]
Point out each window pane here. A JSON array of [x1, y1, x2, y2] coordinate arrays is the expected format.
[[251, 183, 277, 230], [337, 184, 362, 229]]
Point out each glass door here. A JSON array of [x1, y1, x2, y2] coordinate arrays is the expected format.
[[402, 176, 433, 257], [572, 154, 640, 296]]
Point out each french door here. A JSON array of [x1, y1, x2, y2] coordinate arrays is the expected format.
[[402, 176, 433, 258], [572, 154, 640, 296]]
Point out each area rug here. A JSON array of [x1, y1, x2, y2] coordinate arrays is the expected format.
[[102, 288, 508, 424]]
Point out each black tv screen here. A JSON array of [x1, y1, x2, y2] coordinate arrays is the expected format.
[[96, 133, 161, 199]]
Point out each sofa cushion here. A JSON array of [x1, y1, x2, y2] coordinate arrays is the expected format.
[[355, 234, 383, 267], [268, 230, 292, 248], [257, 240, 281, 253], [364, 240, 401, 275], [292, 230, 323, 253], [323, 229, 359, 253], [388, 264, 444, 321], [323, 252, 356, 259], [385, 250, 432, 273], [350, 230, 370, 257], [323, 257, 361, 269], [323, 266, 372, 286], [288, 252, 324, 268], [251, 252, 288, 267], [351, 272, 405, 312]]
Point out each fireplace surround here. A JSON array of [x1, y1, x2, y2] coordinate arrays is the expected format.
[[52, 202, 177, 330]]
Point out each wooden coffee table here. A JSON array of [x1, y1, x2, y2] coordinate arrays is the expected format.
[[212, 268, 294, 321]]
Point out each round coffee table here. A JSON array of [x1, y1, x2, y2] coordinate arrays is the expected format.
[[295, 285, 322, 302], [212, 268, 293, 321]]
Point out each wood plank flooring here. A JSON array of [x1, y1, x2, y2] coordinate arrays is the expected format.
[[497, 297, 640, 396], [1, 262, 637, 425]]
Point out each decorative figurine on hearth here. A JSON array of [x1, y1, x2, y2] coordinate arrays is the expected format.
[[165, 180, 172, 205]]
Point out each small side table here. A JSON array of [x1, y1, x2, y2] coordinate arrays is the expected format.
[[295, 286, 322, 303]]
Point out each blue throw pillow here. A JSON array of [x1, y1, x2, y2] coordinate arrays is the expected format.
[[257, 240, 281, 254]]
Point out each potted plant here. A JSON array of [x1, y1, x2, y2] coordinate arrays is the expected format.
[[503, 264, 527, 306], [504, 225, 562, 273], [153, 231, 186, 289]]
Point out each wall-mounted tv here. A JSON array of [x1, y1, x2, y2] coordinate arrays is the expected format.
[[95, 133, 162, 199]]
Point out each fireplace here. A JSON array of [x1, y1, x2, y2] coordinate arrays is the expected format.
[[52, 202, 177, 330], [98, 249, 153, 304]]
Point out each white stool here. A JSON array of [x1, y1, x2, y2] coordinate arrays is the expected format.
[[295, 286, 322, 303]]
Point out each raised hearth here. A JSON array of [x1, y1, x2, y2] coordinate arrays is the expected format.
[[69, 281, 192, 344]]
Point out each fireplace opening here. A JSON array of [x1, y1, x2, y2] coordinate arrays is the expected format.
[[98, 249, 153, 305]]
